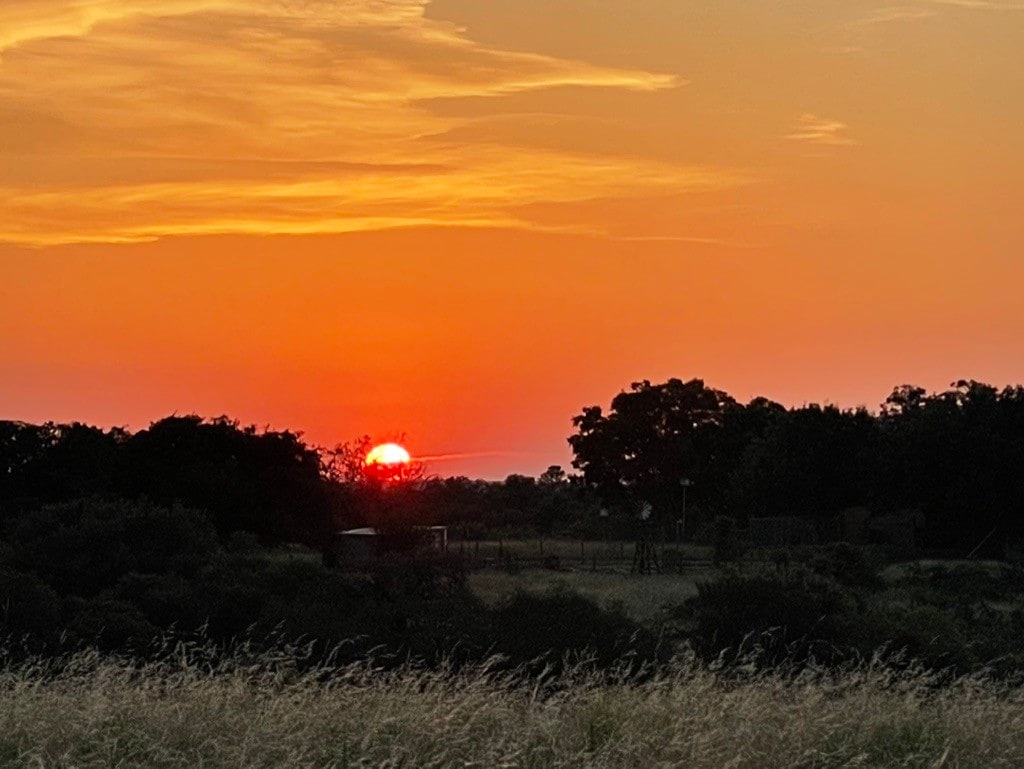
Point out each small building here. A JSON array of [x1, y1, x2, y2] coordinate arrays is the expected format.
[[413, 525, 448, 552], [335, 527, 381, 566], [333, 525, 449, 568]]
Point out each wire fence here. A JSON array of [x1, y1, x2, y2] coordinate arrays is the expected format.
[[446, 537, 713, 572]]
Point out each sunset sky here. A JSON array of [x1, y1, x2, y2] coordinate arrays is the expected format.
[[2, 0, 1022, 477]]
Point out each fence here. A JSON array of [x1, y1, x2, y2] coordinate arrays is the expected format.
[[447, 537, 713, 572]]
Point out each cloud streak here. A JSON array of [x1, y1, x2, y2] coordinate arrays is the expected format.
[[786, 114, 858, 147], [847, 0, 1024, 27], [921, 0, 1024, 9], [851, 7, 936, 25], [0, 0, 728, 246]]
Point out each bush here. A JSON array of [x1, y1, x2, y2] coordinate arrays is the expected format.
[[677, 566, 863, 666], [861, 602, 972, 672], [489, 589, 665, 672], [808, 543, 883, 591], [65, 597, 160, 651], [6, 498, 217, 596], [368, 552, 468, 598], [0, 567, 62, 649], [110, 551, 489, 667]]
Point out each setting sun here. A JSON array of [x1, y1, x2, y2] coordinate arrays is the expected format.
[[365, 443, 411, 468]]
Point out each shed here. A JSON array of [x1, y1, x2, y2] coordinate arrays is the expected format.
[[413, 525, 448, 552], [335, 527, 381, 566]]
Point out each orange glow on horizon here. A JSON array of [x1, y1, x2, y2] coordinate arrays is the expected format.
[[1, 1, 1021, 479]]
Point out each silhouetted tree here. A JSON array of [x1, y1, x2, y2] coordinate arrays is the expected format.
[[877, 381, 1024, 551], [568, 378, 738, 533], [569, 377, 1024, 552], [121, 415, 336, 546], [0, 421, 125, 506], [727, 404, 880, 520], [320, 435, 374, 484]]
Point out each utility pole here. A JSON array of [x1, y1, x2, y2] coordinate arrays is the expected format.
[[678, 478, 692, 543]]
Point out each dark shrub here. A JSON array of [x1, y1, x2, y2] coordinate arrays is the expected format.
[[369, 553, 468, 598], [363, 554, 488, 665], [0, 567, 62, 648], [65, 597, 160, 651], [808, 543, 883, 591], [679, 567, 863, 666], [861, 602, 972, 672], [7, 498, 217, 596], [117, 551, 489, 667], [110, 572, 207, 631], [489, 589, 664, 672]]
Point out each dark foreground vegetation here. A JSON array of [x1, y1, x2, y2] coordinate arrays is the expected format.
[[0, 497, 660, 672], [1, 376, 1024, 683], [3, 496, 1022, 679]]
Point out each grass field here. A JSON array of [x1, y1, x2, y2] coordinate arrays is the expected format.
[[2, 649, 1022, 768], [469, 569, 707, 621]]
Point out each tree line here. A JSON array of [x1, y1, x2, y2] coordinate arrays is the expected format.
[[4, 376, 1024, 554], [0, 416, 598, 548], [569, 378, 1024, 553]]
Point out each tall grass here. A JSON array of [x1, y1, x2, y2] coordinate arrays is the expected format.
[[2, 643, 1023, 768]]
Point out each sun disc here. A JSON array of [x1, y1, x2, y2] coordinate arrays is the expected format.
[[365, 442, 411, 467]]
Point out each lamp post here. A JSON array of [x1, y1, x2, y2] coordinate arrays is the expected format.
[[678, 478, 692, 543]]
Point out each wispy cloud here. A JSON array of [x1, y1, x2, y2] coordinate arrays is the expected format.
[[922, 0, 1024, 9], [847, 0, 1023, 27], [417, 451, 530, 463], [611, 234, 761, 249], [0, 0, 734, 246], [786, 114, 858, 147], [851, 6, 937, 26]]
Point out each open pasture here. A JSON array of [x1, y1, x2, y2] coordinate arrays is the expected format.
[[469, 568, 707, 622]]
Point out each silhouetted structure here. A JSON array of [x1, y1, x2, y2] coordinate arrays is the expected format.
[[335, 527, 381, 567], [332, 525, 449, 568], [631, 521, 660, 575]]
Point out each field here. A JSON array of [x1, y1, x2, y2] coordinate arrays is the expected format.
[[459, 538, 713, 621], [3, 650, 1023, 768], [469, 569, 706, 621]]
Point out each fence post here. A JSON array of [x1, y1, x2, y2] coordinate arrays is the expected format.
[[580, 539, 585, 564]]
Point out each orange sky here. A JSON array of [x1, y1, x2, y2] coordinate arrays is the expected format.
[[2, 0, 1022, 477]]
